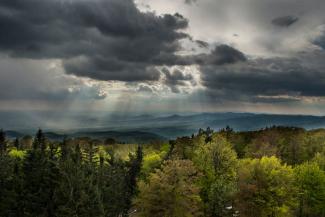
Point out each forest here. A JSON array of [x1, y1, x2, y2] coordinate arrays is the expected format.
[[0, 126, 325, 217]]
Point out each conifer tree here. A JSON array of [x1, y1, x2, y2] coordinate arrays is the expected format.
[[60, 137, 69, 161], [33, 129, 46, 152], [22, 149, 47, 217], [0, 153, 15, 217], [101, 158, 129, 216], [14, 137, 20, 150], [126, 145, 143, 208], [0, 129, 7, 155], [54, 151, 104, 217], [10, 160, 25, 217]]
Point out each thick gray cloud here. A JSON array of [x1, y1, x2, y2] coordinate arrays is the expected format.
[[0, 0, 190, 81], [2, 0, 325, 115], [162, 67, 194, 93], [200, 52, 325, 103], [0, 0, 246, 82], [203, 45, 247, 65], [271, 15, 298, 27]]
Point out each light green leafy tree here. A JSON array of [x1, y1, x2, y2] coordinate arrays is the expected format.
[[237, 156, 297, 217], [193, 134, 238, 217], [295, 162, 325, 217], [134, 160, 203, 217]]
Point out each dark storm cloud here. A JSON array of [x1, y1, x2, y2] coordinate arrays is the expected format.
[[63, 57, 162, 82], [162, 67, 194, 93], [162, 67, 193, 84], [271, 15, 299, 27], [205, 45, 247, 65], [0, 0, 247, 82], [200, 54, 325, 102], [0, 0, 191, 82], [136, 44, 246, 93], [159, 44, 247, 66]]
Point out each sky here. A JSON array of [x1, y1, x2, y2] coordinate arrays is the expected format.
[[1, 0, 325, 116]]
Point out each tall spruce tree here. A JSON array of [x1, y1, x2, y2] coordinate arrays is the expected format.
[[54, 148, 104, 217], [14, 137, 20, 150], [22, 131, 60, 217], [60, 137, 69, 161], [0, 129, 7, 155], [0, 153, 15, 217], [101, 157, 129, 216], [126, 145, 143, 209], [33, 129, 46, 152]]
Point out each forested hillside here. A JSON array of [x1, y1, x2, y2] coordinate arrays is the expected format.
[[1, 126, 325, 217]]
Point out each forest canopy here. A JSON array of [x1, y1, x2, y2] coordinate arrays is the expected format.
[[0, 126, 325, 217]]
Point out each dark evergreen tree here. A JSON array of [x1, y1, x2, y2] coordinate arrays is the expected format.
[[9, 159, 25, 217], [101, 158, 129, 217], [0, 129, 7, 155], [22, 149, 47, 217], [14, 137, 20, 150], [44, 148, 60, 217], [60, 136, 69, 161], [125, 145, 143, 213], [0, 154, 15, 217], [73, 143, 83, 163], [22, 133, 59, 217], [33, 129, 46, 152], [54, 152, 104, 217]]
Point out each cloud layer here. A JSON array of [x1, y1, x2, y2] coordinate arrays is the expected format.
[[0, 0, 190, 81], [1, 0, 325, 115], [200, 52, 325, 103], [0, 57, 107, 102]]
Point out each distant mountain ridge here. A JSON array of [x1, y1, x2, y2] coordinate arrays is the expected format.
[[5, 130, 166, 144], [2, 112, 325, 140]]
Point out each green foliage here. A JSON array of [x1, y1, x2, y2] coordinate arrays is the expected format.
[[125, 145, 143, 210], [313, 148, 325, 171], [22, 148, 60, 217], [237, 156, 297, 217], [171, 136, 195, 159], [14, 137, 20, 150], [20, 135, 33, 149], [295, 162, 325, 217], [100, 159, 129, 216], [0, 127, 324, 217], [134, 160, 203, 217], [239, 126, 325, 165], [141, 144, 169, 176], [193, 134, 238, 217], [8, 148, 26, 159], [54, 157, 104, 217], [142, 152, 162, 176], [33, 129, 47, 152], [0, 154, 15, 216]]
